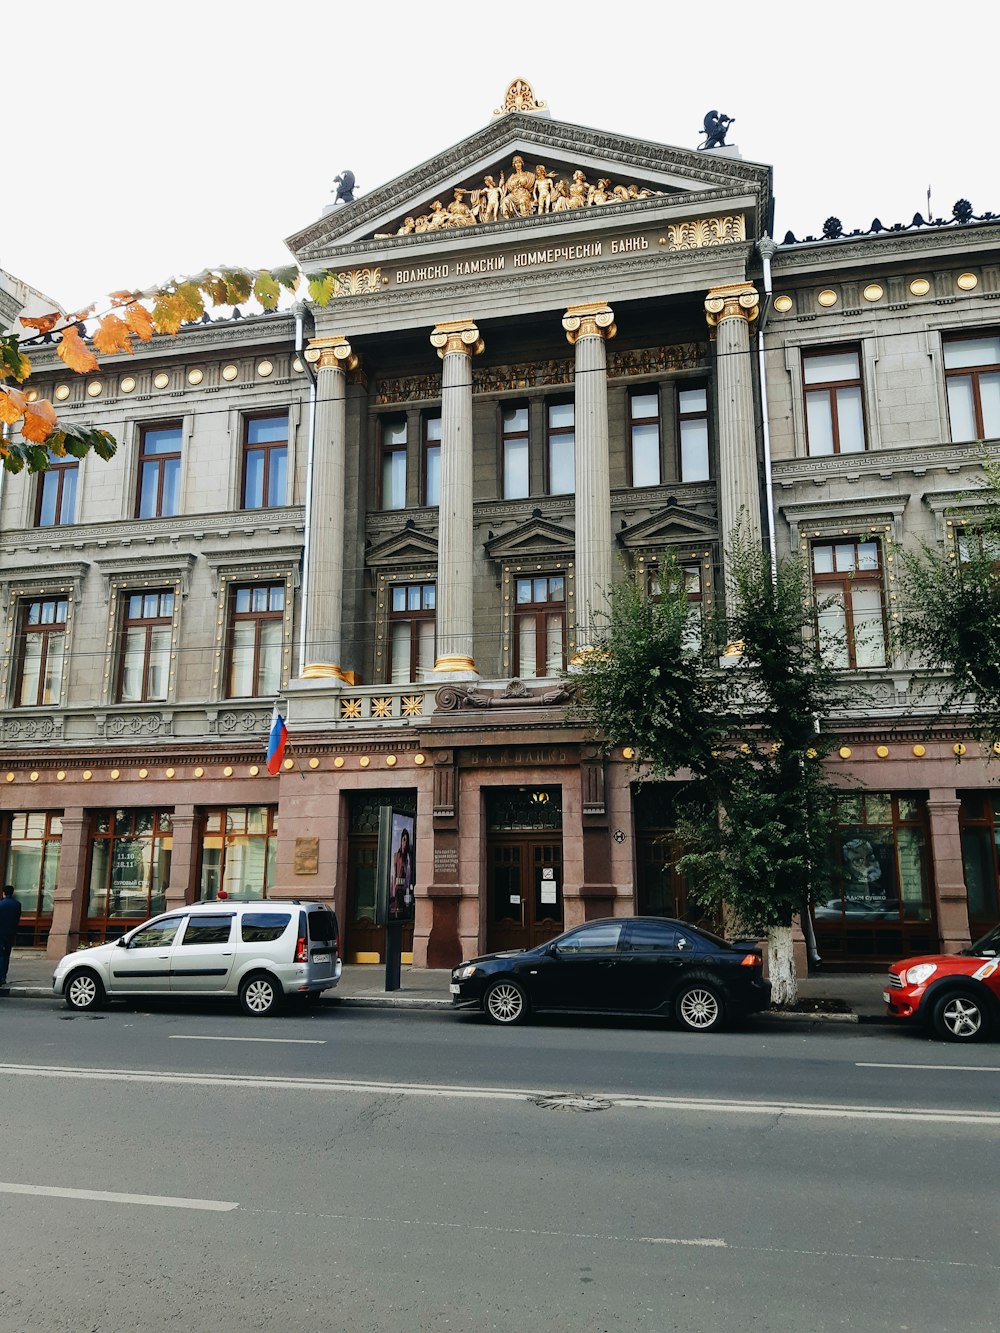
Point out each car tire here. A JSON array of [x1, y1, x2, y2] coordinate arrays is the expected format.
[[930, 988, 990, 1042], [64, 969, 105, 1012], [239, 972, 282, 1017], [674, 981, 725, 1033], [483, 978, 530, 1026]]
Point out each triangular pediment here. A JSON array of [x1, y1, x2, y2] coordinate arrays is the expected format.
[[485, 512, 575, 560], [618, 499, 718, 550], [288, 113, 771, 264], [366, 523, 438, 568]]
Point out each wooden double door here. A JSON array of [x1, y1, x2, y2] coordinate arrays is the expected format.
[[486, 835, 563, 954]]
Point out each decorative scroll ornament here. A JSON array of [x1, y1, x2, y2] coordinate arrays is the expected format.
[[668, 215, 746, 249], [430, 320, 485, 359], [704, 282, 760, 328], [493, 78, 548, 118], [563, 302, 616, 345], [307, 335, 358, 371], [435, 680, 574, 711], [336, 268, 381, 295]]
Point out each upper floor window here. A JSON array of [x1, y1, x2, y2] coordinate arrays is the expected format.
[[118, 590, 173, 702], [137, 424, 182, 518], [515, 575, 566, 678], [678, 386, 710, 482], [227, 583, 284, 698], [803, 348, 866, 455], [547, 402, 574, 495], [422, 414, 441, 507], [380, 418, 407, 510], [243, 414, 288, 509], [630, 390, 661, 487], [502, 404, 530, 499], [15, 596, 68, 707], [812, 539, 886, 669], [388, 582, 435, 683], [36, 452, 78, 527], [944, 333, 1000, 442], [648, 559, 705, 651]]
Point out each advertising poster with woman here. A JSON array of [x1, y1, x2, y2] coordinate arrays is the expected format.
[[387, 812, 415, 923]]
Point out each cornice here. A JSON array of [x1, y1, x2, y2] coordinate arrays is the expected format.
[[772, 223, 1000, 274], [0, 508, 306, 558], [773, 440, 993, 486], [24, 314, 299, 372]]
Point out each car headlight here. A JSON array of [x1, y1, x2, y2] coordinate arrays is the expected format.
[[905, 963, 937, 986], [453, 963, 479, 981]]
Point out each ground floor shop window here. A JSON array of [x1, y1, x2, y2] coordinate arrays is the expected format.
[[958, 792, 1000, 941], [815, 792, 937, 963], [200, 806, 278, 901], [2, 811, 62, 946], [85, 810, 172, 941]]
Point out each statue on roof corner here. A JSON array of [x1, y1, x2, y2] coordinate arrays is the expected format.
[[699, 111, 734, 151], [332, 171, 356, 205]]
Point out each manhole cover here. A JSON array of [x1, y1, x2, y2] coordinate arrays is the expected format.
[[531, 1093, 613, 1113]]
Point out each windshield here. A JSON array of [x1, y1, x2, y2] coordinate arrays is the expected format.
[[963, 924, 1000, 956]]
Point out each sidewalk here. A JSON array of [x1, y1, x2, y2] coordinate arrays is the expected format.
[[1, 949, 890, 1022]]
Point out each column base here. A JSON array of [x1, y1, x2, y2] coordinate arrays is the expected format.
[[433, 656, 478, 682], [299, 663, 357, 684]]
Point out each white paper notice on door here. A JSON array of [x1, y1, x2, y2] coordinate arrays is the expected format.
[[540, 882, 557, 905], [510, 894, 521, 905]]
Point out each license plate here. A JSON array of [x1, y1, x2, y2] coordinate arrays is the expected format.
[[882, 991, 890, 1003], [313, 953, 331, 964], [449, 983, 460, 994]]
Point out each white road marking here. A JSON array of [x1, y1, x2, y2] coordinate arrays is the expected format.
[[2, 1062, 998, 1126], [857, 1061, 1000, 1074], [0, 1182, 238, 1212], [169, 1035, 326, 1045]]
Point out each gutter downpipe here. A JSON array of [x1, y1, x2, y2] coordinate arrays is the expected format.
[[757, 236, 778, 581], [295, 303, 318, 676]]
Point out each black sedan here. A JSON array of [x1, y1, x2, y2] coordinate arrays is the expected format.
[[450, 916, 770, 1032]]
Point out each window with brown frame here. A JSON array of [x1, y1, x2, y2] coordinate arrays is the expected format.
[[647, 559, 706, 651], [630, 389, 661, 487], [117, 590, 174, 702], [137, 423, 182, 518], [387, 582, 435, 683], [380, 417, 407, 510], [803, 348, 866, 455], [35, 451, 78, 527], [811, 538, 887, 669], [1, 811, 62, 945], [85, 809, 172, 939], [422, 413, 441, 507], [546, 402, 574, 495], [227, 583, 285, 698], [15, 596, 68, 707], [514, 575, 566, 677], [199, 806, 278, 901], [502, 403, 530, 499], [242, 414, 288, 509], [944, 333, 1000, 442], [678, 385, 710, 481]]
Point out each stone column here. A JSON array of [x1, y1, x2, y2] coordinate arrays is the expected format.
[[165, 806, 199, 911], [704, 283, 762, 569], [563, 302, 616, 655], [926, 792, 972, 953], [46, 809, 89, 959], [430, 320, 483, 677], [301, 335, 358, 681]]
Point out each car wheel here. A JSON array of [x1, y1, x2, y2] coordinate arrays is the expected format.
[[931, 989, 990, 1042], [674, 982, 725, 1033], [65, 969, 105, 1012], [239, 972, 282, 1017], [483, 979, 529, 1026]]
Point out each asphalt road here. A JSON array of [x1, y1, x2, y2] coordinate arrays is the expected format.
[[1, 996, 998, 1333]]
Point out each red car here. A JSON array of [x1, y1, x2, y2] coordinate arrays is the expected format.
[[885, 924, 1000, 1041]]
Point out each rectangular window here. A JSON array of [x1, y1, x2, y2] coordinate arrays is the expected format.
[[227, 583, 285, 698], [547, 402, 574, 495], [678, 387, 710, 482], [515, 575, 566, 677], [647, 560, 705, 651], [422, 414, 441, 507], [243, 414, 288, 509], [944, 334, 1000, 443], [200, 806, 278, 902], [803, 348, 866, 455], [380, 418, 407, 510], [118, 589, 174, 702], [502, 404, 530, 499], [36, 452, 78, 527], [388, 583, 436, 683], [2, 812, 62, 945], [86, 809, 172, 936], [16, 596, 68, 707], [812, 539, 887, 669], [630, 391, 661, 487], [137, 424, 182, 518]]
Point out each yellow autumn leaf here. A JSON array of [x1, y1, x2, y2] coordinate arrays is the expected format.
[[56, 326, 99, 374], [253, 272, 280, 311], [19, 311, 62, 334], [20, 398, 58, 443], [152, 291, 185, 336], [124, 304, 155, 341], [174, 283, 205, 323], [0, 386, 27, 425], [93, 314, 134, 356]]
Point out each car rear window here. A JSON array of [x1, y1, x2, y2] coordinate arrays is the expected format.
[[241, 912, 291, 943], [307, 909, 338, 946]]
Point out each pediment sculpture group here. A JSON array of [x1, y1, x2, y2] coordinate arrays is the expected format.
[[375, 156, 665, 237]]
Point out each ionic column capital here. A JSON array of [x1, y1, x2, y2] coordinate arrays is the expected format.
[[306, 335, 358, 371], [563, 302, 616, 345], [704, 283, 760, 329], [430, 320, 484, 359]]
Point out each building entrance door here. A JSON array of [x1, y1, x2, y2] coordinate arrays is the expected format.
[[484, 786, 564, 954], [344, 791, 416, 964]]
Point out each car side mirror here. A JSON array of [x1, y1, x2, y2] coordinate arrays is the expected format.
[[116, 936, 129, 949]]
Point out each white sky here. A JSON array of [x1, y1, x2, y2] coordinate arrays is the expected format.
[[6, 0, 996, 311]]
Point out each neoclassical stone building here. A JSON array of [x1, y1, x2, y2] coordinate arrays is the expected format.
[[2, 84, 998, 968]]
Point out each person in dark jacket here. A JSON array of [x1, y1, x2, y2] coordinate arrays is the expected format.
[[0, 885, 22, 986]]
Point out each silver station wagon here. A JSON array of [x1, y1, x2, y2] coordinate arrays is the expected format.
[[52, 900, 341, 1016]]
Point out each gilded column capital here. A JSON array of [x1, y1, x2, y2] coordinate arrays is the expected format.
[[430, 320, 484, 359], [562, 302, 616, 346], [704, 283, 760, 329], [306, 335, 358, 372]]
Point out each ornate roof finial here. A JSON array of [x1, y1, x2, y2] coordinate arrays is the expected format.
[[493, 78, 549, 118]]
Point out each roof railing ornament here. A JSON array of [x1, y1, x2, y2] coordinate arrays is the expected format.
[[493, 78, 549, 119]]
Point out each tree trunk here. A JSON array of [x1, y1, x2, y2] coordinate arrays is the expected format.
[[767, 925, 798, 1007]]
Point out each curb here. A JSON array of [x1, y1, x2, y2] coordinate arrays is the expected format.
[[2, 984, 453, 1010], [756, 1009, 859, 1025]]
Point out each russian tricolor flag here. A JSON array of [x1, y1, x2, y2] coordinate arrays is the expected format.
[[266, 706, 288, 775]]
